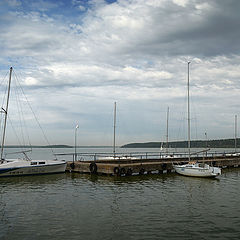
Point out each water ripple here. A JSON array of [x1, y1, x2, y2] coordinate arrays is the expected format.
[[0, 170, 240, 239]]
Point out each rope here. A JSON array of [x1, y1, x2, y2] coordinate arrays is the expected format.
[[13, 69, 56, 158], [13, 72, 32, 150], [7, 115, 30, 152]]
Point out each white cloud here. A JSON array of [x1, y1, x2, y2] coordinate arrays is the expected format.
[[5, 0, 21, 7], [24, 77, 38, 85], [172, 0, 188, 7], [72, 0, 86, 11], [195, 2, 211, 11], [1, 0, 240, 145]]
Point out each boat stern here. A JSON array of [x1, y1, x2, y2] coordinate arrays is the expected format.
[[213, 167, 221, 176]]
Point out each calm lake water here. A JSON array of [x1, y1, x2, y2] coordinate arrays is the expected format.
[[1, 148, 240, 240]]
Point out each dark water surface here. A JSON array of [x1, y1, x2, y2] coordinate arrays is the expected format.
[[1, 148, 240, 239], [1, 169, 240, 240]]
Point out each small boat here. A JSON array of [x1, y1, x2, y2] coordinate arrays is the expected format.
[[0, 158, 66, 177], [173, 62, 221, 178], [174, 161, 221, 177], [0, 67, 66, 177]]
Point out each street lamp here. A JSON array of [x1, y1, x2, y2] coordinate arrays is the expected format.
[[71, 124, 79, 169]]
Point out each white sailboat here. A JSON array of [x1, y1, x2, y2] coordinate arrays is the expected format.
[[174, 62, 221, 177], [0, 67, 66, 177]]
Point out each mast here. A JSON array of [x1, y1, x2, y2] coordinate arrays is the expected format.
[[166, 106, 169, 154], [235, 115, 237, 153], [113, 101, 116, 158], [1, 67, 13, 160], [74, 124, 79, 163], [187, 62, 191, 162], [205, 132, 208, 157]]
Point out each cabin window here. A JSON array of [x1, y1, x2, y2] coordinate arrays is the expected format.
[[31, 162, 37, 165], [39, 161, 45, 164]]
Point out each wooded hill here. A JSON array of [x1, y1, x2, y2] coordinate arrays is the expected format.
[[5, 145, 72, 148], [121, 138, 240, 148]]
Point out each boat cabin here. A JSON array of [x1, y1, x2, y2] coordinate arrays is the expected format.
[[30, 161, 46, 165]]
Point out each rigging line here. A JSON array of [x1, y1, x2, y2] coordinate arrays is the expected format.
[[0, 112, 4, 141], [0, 71, 10, 104], [1, 78, 8, 109], [18, 95, 32, 151], [192, 116, 198, 140], [7, 115, 31, 153], [13, 70, 55, 157], [13, 72, 32, 150], [0, 72, 10, 140], [12, 78, 27, 148], [176, 110, 186, 141], [0, 111, 3, 130], [0, 71, 8, 88]]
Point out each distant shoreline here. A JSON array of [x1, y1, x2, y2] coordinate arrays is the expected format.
[[4, 145, 112, 148], [5, 138, 240, 148], [121, 138, 240, 148]]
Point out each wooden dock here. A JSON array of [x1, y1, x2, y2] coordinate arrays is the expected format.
[[65, 154, 240, 176]]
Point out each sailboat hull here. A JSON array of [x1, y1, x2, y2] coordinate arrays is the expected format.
[[0, 159, 66, 177], [174, 163, 221, 178]]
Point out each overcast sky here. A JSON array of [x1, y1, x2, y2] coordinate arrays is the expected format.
[[0, 0, 240, 146]]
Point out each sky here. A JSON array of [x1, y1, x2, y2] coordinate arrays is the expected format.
[[0, 0, 240, 146]]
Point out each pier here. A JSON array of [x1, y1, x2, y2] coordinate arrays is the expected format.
[[56, 151, 240, 176]]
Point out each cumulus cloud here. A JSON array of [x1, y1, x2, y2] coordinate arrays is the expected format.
[[0, 0, 240, 145], [4, 0, 22, 7], [72, 0, 86, 11]]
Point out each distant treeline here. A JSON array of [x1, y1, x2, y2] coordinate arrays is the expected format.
[[121, 138, 240, 148], [5, 145, 73, 148], [4, 145, 111, 148]]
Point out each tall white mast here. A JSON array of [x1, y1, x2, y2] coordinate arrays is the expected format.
[[166, 106, 169, 154], [1, 67, 13, 160], [113, 101, 116, 157], [235, 115, 237, 153], [187, 62, 191, 162]]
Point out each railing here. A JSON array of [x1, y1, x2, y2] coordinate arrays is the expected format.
[[55, 149, 240, 162]]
